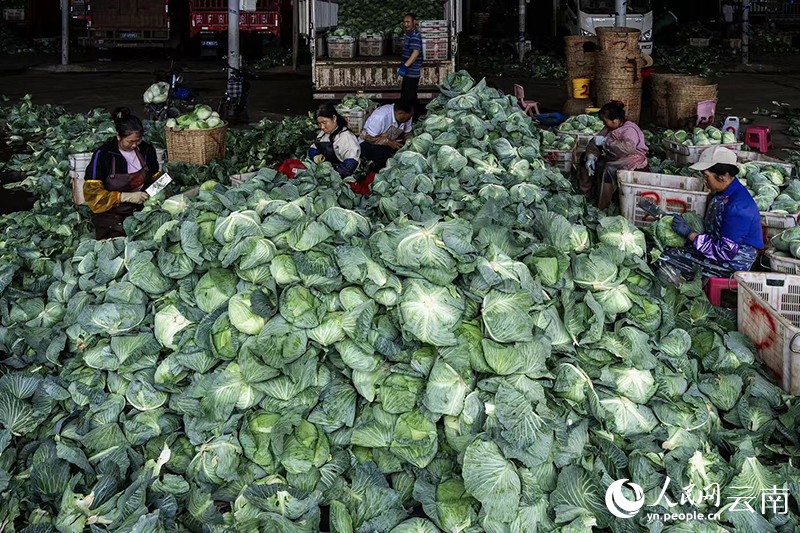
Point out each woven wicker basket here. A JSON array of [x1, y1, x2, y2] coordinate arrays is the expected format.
[[667, 82, 718, 129], [650, 74, 704, 127], [596, 26, 641, 56], [566, 61, 597, 96], [597, 54, 642, 84], [597, 84, 643, 123], [166, 124, 228, 166], [565, 35, 598, 58]]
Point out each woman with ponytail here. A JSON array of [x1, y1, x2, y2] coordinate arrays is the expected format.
[[83, 108, 160, 239]]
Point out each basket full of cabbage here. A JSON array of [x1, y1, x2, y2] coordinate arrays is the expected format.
[[165, 105, 228, 166]]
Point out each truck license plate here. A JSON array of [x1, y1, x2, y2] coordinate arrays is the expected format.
[[202, 40, 218, 47], [120, 32, 138, 39]]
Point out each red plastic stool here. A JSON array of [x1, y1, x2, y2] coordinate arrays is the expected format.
[[704, 277, 739, 309], [745, 126, 774, 153]]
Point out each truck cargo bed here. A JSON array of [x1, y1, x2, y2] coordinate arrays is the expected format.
[[313, 56, 453, 96]]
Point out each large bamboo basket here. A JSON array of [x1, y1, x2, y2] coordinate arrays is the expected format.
[[650, 74, 700, 127], [166, 124, 228, 166], [596, 84, 643, 123], [597, 54, 643, 84], [667, 81, 718, 129], [596, 27, 641, 57]]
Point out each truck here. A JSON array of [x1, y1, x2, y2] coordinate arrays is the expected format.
[[190, 0, 282, 52], [299, 0, 462, 101], [84, 0, 170, 48], [560, 0, 653, 54], [750, 0, 800, 26]]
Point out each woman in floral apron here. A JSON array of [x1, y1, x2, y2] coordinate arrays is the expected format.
[[83, 108, 160, 239]]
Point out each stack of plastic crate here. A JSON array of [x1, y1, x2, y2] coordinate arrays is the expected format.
[[420, 20, 449, 61]]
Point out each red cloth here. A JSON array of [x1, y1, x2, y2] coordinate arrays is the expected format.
[[278, 159, 306, 179], [349, 173, 375, 195]]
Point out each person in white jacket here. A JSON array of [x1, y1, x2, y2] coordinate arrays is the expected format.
[[308, 104, 361, 178]]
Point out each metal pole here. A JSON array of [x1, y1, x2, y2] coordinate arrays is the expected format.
[[61, 0, 69, 65], [615, 0, 626, 27], [742, 0, 749, 64], [292, 0, 299, 70], [228, 0, 240, 72], [518, 0, 525, 61]]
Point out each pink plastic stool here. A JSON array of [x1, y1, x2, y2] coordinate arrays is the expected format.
[[705, 277, 739, 309], [513, 84, 540, 118], [745, 126, 774, 153]]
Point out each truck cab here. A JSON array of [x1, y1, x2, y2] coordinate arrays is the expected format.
[[561, 0, 653, 54]]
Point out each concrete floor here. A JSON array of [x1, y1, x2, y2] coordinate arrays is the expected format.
[[1, 52, 800, 156]]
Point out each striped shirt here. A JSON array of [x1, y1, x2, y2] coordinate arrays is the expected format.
[[402, 28, 423, 78]]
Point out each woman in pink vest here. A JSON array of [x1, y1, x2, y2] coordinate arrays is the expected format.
[[580, 101, 649, 210]]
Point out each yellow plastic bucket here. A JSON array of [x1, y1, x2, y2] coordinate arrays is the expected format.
[[585, 107, 601, 116], [572, 78, 590, 99]]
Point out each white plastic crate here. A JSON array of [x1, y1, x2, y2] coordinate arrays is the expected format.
[[420, 20, 448, 29], [230, 171, 258, 187], [156, 147, 167, 168], [663, 140, 743, 165], [69, 152, 94, 172], [358, 37, 385, 57], [556, 131, 600, 155], [736, 271, 800, 394], [766, 248, 800, 274], [542, 146, 576, 172], [617, 170, 710, 229], [762, 209, 800, 244], [336, 103, 377, 135], [327, 37, 357, 59], [71, 171, 86, 206], [422, 38, 449, 61]]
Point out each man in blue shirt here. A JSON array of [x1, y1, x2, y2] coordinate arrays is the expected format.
[[399, 13, 422, 108], [658, 146, 763, 279]]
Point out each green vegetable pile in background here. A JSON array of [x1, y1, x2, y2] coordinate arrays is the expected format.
[[653, 44, 737, 77], [741, 162, 800, 213], [459, 38, 567, 79], [3, 73, 800, 532], [337, 0, 440, 35]]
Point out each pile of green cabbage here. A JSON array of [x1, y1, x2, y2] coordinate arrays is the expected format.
[[541, 131, 575, 152], [337, 0, 441, 34], [740, 162, 799, 212], [2, 72, 800, 533], [647, 155, 696, 176], [663, 126, 737, 147], [166, 105, 223, 131], [771, 226, 800, 259], [143, 83, 169, 105], [557, 114, 604, 134], [337, 96, 376, 111]]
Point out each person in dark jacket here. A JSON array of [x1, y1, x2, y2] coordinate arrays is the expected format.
[[83, 108, 159, 240], [309, 104, 361, 178], [657, 146, 763, 279]]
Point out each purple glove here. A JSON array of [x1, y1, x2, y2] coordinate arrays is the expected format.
[[398, 65, 408, 77], [671, 215, 694, 238]]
